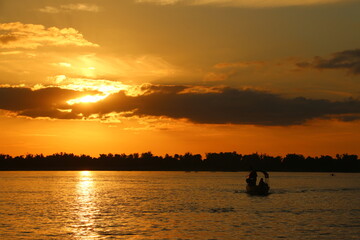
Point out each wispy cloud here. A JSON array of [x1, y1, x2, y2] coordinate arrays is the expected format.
[[202, 60, 265, 82], [45, 75, 129, 95], [214, 61, 265, 69], [0, 22, 99, 49], [135, 0, 351, 8], [297, 49, 360, 75], [39, 3, 100, 13]]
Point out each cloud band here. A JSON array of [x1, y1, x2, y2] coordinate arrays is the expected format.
[[1, 85, 359, 126]]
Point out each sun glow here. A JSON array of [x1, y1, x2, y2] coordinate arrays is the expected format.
[[49, 75, 129, 93], [80, 171, 91, 176], [52, 75, 130, 106], [67, 94, 108, 105]]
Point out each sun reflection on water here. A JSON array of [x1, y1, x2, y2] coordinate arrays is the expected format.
[[73, 171, 99, 239]]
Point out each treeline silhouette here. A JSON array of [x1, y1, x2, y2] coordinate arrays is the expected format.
[[0, 152, 359, 172]]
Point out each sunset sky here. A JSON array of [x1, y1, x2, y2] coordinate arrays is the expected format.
[[0, 0, 359, 157]]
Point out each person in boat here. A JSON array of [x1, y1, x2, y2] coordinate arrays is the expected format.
[[246, 170, 257, 186], [258, 178, 267, 188]]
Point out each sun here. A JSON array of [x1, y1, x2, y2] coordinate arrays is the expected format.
[[67, 94, 108, 105], [80, 170, 91, 176]]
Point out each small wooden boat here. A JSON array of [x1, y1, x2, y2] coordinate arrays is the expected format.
[[246, 170, 270, 195], [246, 183, 270, 195]]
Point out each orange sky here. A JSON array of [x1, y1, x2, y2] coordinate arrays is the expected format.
[[0, 0, 359, 157]]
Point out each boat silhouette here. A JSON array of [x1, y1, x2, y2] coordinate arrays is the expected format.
[[246, 170, 270, 195]]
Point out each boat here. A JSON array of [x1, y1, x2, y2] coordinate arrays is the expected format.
[[246, 170, 270, 195]]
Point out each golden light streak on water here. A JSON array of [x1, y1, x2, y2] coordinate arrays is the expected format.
[[72, 171, 100, 240]]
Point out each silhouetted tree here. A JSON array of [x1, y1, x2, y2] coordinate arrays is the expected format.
[[282, 154, 306, 171], [0, 152, 359, 172]]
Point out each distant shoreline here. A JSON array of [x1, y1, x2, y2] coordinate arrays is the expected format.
[[1, 152, 359, 172]]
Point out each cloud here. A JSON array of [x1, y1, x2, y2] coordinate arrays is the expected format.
[[39, 3, 100, 13], [37, 6, 59, 13], [2, 85, 357, 126], [203, 71, 234, 82], [45, 75, 129, 95], [74, 85, 360, 126], [297, 49, 360, 75], [202, 61, 266, 82], [1, 85, 359, 125], [214, 61, 265, 69], [0, 22, 99, 49], [135, 0, 351, 8], [0, 87, 96, 119]]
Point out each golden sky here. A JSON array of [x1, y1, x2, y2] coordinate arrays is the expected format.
[[0, 0, 359, 156]]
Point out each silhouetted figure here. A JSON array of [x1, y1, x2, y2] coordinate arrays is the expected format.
[[246, 170, 257, 186], [249, 170, 257, 179], [258, 178, 266, 188]]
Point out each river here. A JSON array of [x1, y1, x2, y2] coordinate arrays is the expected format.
[[0, 171, 359, 239]]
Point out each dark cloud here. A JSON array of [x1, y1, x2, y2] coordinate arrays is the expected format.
[[139, 84, 187, 95], [20, 108, 80, 120], [72, 85, 360, 126], [0, 87, 92, 119], [1, 85, 359, 125], [297, 49, 360, 75]]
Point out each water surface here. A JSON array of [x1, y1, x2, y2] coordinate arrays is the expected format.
[[0, 171, 359, 239]]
